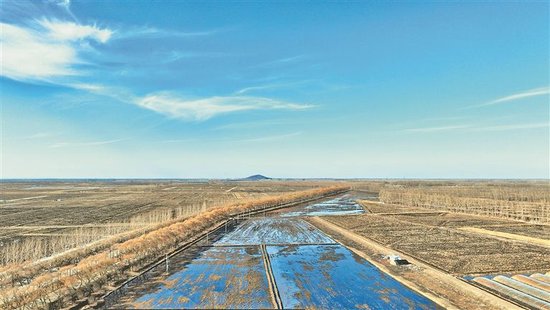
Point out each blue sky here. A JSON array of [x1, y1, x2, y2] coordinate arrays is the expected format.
[[1, 0, 549, 178]]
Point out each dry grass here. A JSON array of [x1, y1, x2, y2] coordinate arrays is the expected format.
[[0, 184, 348, 309], [324, 212, 550, 275]]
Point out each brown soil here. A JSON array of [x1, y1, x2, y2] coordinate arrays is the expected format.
[[331, 204, 550, 275]]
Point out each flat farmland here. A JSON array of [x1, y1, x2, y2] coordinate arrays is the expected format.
[[0, 180, 331, 265], [1, 180, 548, 310], [324, 202, 550, 275]]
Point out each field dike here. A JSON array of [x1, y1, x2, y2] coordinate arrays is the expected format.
[[0, 186, 349, 310], [260, 243, 283, 309]]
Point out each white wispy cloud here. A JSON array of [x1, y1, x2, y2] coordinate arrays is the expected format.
[[56, 83, 314, 122], [51, 0, 71, 9], [235, 131, 302, 143], [161, 138, 196, 143], [38, 19, 113, 43], [213, 119, 289, 131], [479, 87, 550, 107], [135, 93, 313, 121], [267, 55, 306, 64], [4, 132, 58, 141], [234, 80, 314, 95], [404, 123, 549, 133], [404, 125, 471, 133], [159, 132, 302, 144], [115, 26, 223, 40], [1, 22, 77, 80], [0, 20, 112, 81], [68, 83, 107, 92], [160, 50, 230, 64], [254, 55, 307, 68], [21, 132, 57, 140], [469, 123, 549, 132], [235, 85, 281, 95], [49, 138, 125, 148]]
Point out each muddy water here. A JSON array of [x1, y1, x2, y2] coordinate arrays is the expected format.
[[107, 196, 437, 309], [216, 217, 335, 245], [268, 245, 434, 309], [277, 194, 365, 217], [128, 246, 272, 309]]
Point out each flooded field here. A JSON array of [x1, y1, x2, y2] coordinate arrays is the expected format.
[[216, 217, 335, 245], [107, 195, 438, 309], [128, 246, 272, 309], [279, 194, 365, 217], [269, 244, 435, 309]]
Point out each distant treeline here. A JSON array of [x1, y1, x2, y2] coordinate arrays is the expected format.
[[379, 182, 550, 223]]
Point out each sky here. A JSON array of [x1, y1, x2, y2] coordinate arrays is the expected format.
[[1, 0, 549, 179]]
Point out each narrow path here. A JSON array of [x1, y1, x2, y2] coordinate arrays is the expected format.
[[459, 227, 550, 248], [260, 244, 283, 309]]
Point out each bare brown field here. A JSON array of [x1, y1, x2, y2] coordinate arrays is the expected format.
[[324, 201, 550, 275], [0, 180, 331, 265]]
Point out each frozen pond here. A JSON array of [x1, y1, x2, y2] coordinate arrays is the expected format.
[[107, 196, 437, 309]]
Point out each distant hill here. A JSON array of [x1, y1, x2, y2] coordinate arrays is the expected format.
[[240, 174, 271, 181]]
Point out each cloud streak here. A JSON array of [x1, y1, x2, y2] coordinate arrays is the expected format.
[[115, 26, 223, 40], [404, 125, 471, 133], [56, 83, 315, 122], [254, 55, 307, 68], [469, 123, 549, 132], [49, 138, 125, 148], [234, 80, 314, 95], [38, 19, 112, 42], [135, 93, 313, 121], [479, 87, 550, 107], [159, 132, 302, 144], [404, 123, 549, 133], [234, 131, 302, 143]]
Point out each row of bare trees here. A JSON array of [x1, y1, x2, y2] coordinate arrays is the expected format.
[[0, 185, 348, 310], [1, 226, 132, 265], [0, 199, 219, 266], [379, 185, 550, 223], [396, 183, 549, 203]]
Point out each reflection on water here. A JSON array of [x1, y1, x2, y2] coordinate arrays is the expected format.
[[269, 244, 436, 309], [108, 196, 437, 309], [281, 195, 365, 217], [131, 246, 272, 309]]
